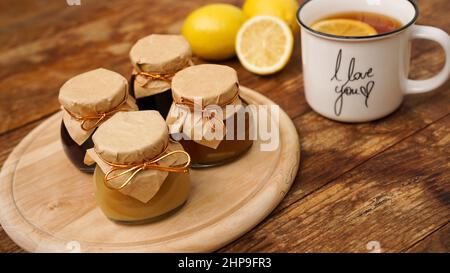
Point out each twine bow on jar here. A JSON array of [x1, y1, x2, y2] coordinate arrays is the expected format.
[[136, 71, 175, 86], [99, 149, 191, 191], [174, 91, 241, 133], [63, 93, 130, 131], [135, 58, 194, 87]]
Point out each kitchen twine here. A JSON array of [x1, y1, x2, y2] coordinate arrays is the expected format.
[[174, 88, 241, 133], [135, 59, 195, 86], [97, 142, 191, 191], [136, 71, 175, 85], [63, 92, 130, 131]]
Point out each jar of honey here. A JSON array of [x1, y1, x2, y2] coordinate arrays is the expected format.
[[59, 68, 138, 173], [167, 64, 253, 167], [129, 34, 192, 118], [85, 111, 191, 223]]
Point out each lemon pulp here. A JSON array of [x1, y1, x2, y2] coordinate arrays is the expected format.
[[236, 16, 293, 75]]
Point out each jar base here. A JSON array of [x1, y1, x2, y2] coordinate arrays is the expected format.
[[94, 166, 190, 223], [77, 166, 95, 173], [105, 200, 187, 225], [189, 141, 253, 168]]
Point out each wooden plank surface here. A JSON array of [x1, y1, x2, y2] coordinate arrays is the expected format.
[[407, 223, 450, 253], [0, 0, 449, 252], [223, 115, 450, 252]]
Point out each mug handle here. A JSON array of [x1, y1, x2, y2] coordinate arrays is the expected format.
[[406, 25, 450, 94]]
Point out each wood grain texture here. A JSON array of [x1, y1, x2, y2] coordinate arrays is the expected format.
[[407, 223, 450, 253], [0, 88, 300, 252], [0, 0, 449, 252], [223, 114, 450, 252], [276, 81, 450, 212]]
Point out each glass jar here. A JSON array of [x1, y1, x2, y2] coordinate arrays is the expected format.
[[179, 105, 253, 167], [58, 68, 138, 173], [94, 167, 189, 222], [87, 110, 191, 223], [168, 64, 254, 167], [129, 34, 192, 118], [60, 121, 95, 172], [129, 74, 173, 118]]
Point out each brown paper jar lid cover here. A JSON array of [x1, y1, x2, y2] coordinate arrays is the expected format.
[[172, 64, 239, 107], [129, 34, 192, 73], [92, 111, 169, 164], [58, 68, 128, 116]]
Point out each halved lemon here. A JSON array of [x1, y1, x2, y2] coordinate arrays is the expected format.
[[236, 15, 294, 75], [311, 19, 377, 37]]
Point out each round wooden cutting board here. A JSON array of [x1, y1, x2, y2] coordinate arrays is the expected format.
[[0, 87, 300, 252]]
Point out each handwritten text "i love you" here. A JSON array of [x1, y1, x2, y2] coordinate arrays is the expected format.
[[331, 49, 375, 116]]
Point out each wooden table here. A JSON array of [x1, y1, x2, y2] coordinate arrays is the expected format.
[[0, 0, 448, 253]]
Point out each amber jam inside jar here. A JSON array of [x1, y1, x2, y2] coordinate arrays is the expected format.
[[170, 64, 252, 167], [179, 105, 253, 167], [90, 110, 191, 223], [129, 74, 172, 117], [94, 167, 189, 223], [60, 121, 95, 173]]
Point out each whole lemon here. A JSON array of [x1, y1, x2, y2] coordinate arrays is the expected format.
[[181, 4, 245, 61], [243, 0, 300, 33]]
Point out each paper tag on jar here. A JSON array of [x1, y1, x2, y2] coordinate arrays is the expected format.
[[167, 105, 226, 149], [166, 97, 245, 149]]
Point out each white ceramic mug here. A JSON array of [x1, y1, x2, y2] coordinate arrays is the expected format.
[[296, 0, 450, 122]]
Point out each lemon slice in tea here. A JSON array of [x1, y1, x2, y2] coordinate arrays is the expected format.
[[311, 19, 377, 37]]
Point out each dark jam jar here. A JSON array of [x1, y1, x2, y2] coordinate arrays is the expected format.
[[129, 34, 192, 118], [60, 121, 95, 172], [58, 68, 138, 173], [168, 64, 254, 168], [129, 74, 173, 118]]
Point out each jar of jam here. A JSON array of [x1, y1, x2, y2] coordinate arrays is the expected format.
[[129, 34, 192, 118], [85, 111, 191, 223], [59, 68, 138, 173], [167, 64, 254, 167]]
